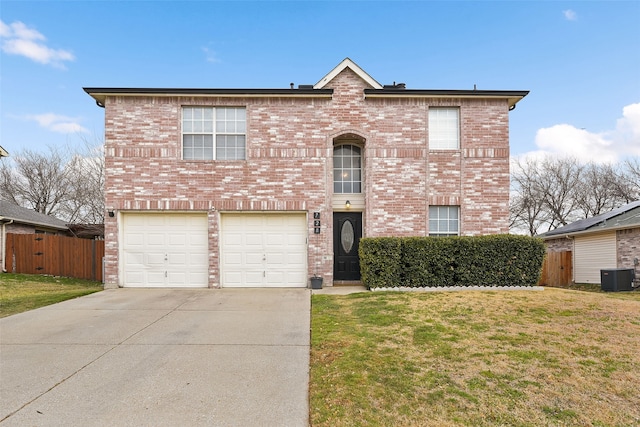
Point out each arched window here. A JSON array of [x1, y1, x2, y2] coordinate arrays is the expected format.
[[333, 144, 362, 194]]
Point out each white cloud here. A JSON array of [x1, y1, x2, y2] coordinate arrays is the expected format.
[[25, 113, 89, 134], [520, 103, 640, 164], [0, 20, 11, 37], [0, 20, 74, 68], [613, 103, 640, 152], [202, 46, 220, 63], [563, 9, 577, 21]]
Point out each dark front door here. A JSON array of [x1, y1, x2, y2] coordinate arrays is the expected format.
[[333, 212, 362, 281]]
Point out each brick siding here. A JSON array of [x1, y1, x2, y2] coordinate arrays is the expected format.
[[544, 237, 574, 253], [103, 67, 513, 287], [617, 227, 640, 272]]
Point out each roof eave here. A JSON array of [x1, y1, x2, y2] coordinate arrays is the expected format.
[[0, 216, 68, 230], [541, 221, 640, 240], [364, 89, 530, 108], [83, 88, 334, 105]]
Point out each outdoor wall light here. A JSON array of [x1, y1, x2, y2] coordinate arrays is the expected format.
[[108, 210, 115, 218], [345, 200, 351, 209]]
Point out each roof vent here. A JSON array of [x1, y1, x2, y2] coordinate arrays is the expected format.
[[383, 82, 406, 90], [298, 84, 314, 90]]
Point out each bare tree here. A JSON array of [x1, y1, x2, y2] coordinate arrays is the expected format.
[[510, 157, 550, 235], [59, 143, 105, 224], [574, 162, 623, 218], [0, 141, 104, 224], [0, 146, 72, 217], [510, 155, 640, 236], [618, 158, 640, 201]]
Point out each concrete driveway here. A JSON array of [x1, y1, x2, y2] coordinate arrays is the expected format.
[[0, 288, 310, 426]]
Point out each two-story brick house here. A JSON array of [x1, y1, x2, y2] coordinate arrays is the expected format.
[[85, 58, 528, 288]]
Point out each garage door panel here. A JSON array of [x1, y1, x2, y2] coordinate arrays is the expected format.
[[147, 253, 165, 266], [287, 253, 306, 264], [246, 253, 264, 267], [224, 253, 242, 265], [168, 253, 186, 265], [221, 213, 307, 287], [224, 271, 242, 284], [266, 271, 285, 284], [267, 253, 285, 265], [126, 215, 146, 226], [246, 233, 263, 246], [190, 235, 208, 247], [168, 234, 186, 246], [122, 213, 208, 288], [126, 232, 145, 245], [243, 271, 264, 287], [147, 271, 165, 285], [125, 271, 144, 285]]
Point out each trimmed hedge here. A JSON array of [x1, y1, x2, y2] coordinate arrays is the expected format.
[[359, 235, 545, 289]]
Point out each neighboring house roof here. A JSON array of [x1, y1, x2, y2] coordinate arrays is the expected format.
[[67, 223, 105, 239], [0, 201, 68, 230], [84, 58, 529, 109], [0, 146, 8, 157], [541, 200, 640, 239]]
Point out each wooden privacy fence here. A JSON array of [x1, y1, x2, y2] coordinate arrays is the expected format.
[[538, 250, 572, 287], [5, 233, 104, 282]]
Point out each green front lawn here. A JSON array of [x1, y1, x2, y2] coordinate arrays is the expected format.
[[310, 288, 640, 426], [0, 273, 102, 318]]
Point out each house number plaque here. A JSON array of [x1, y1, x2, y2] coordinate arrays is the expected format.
[[313, 213, 321, 234]]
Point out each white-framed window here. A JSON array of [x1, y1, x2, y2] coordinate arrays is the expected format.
[[429, 206, 459, 237], [333, 144, 362, 193], [182, 107, 246, 160], [428, 107, 460, 150]]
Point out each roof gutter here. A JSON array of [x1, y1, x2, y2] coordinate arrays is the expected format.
[[0, 216, 67, 231], [541, 222, 640, 240], [364, 89, 530, 109], [83, 88, 334, 106]]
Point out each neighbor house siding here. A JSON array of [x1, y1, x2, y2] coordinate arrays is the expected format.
[[617, 227, 640, 269], [544, 237, 574, 253], [574, 232, 617, 284]]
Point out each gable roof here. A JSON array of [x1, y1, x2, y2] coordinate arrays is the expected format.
[[0, 201, 68, 230], [85, 58, 528, 109], [541, 200, 640, 238], [0, 146, 8, 157], [314, 57, 383, 89]]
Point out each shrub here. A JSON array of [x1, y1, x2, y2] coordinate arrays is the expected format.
[[359, 235, 545, 289], [359, 237, 402, 289]]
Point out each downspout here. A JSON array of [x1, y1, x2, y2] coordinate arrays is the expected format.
[[1, 218, 14, 273]]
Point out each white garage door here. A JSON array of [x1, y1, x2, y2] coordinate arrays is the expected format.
[[122, 213, 208, 287], [220, 213, 307, 287], [574, 232, 617, 284]]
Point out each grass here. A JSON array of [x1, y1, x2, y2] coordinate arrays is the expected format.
[[0, 273, 102, 318], [310, 288, 640, 426]]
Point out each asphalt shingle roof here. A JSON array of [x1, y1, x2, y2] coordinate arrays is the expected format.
[[0, 201, 68, 230], [542, 200, 640, 238]]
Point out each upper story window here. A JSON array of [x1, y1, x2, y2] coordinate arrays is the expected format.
[[429, 107, 459, 150], [333, 144, 362, 194], [429, 206, 459, 237], [182, 107, 246, 160]]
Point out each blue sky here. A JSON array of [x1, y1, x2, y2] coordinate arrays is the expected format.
[[1, 1, 639, 163]]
